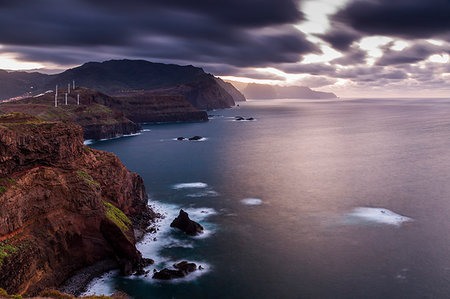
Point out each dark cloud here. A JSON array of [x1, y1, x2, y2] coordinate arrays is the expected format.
[[331, 48, 367, 65], [376, 42, 450, 66], [331, 0, 450, 39], [0, 0, 317, 68], [316, 23, 361, 51]]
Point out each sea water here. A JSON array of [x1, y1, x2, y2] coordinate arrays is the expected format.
[[85, 98, 450, 298]]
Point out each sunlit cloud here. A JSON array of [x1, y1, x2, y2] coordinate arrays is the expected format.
[[0, 52, 43, 70], [428, 54, 450, 63]]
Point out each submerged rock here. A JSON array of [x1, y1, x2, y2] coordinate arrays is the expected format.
[[170, 209, 204, 236], [235, 116, 245, 121], [152, 261, 197, 280], [188, 136, 203, 141], [176, 137, 185, 140]]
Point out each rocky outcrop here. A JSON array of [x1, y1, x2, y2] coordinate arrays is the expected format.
[[152, 261, 198, 280], [0, 113, 155, 296], [170, 210, 203, 236]]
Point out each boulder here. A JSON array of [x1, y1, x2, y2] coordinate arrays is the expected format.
[[188, 136, 203, 141], [152, 261, 197, 280], [170, 209, 203, 236]]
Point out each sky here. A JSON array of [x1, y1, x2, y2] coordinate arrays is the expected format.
[[0, 0, 449, 97]]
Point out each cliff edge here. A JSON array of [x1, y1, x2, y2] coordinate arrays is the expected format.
[[0, 113, 155, 296]]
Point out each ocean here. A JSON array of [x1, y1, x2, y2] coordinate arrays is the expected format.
[[85, 98, 450, 298]]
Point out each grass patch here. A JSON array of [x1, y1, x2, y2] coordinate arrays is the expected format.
[[0, 241, 18, 267], [0, 177, 15, 195], [103, 201, 132, 236], [76, 170, 100, 187], [0, 288, 22, 299]]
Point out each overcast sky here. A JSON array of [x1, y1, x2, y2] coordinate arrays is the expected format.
[[0, 0, 449, 97]]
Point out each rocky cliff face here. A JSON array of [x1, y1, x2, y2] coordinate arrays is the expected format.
[[91, 91, 208, 123], [0, 113, 154, 296]]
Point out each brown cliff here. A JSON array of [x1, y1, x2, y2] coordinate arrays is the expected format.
[[91, 92, 208, 123], [0, 113, 155, 296]]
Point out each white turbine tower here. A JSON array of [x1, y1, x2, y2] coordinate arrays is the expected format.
[[68, 83, 71, 94], [77, 94, 80, 105], [54, 85, 58, 107], [73, 80, 75, 90], [65, 93, 68, 105]]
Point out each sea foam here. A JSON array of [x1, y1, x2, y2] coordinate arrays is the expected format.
[[172, 182, 208, 189], [241, 198, 263, 206], [343, 207, 413, 226]]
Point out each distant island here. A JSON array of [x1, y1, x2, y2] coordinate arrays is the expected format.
[[234, 82, 337, 100]]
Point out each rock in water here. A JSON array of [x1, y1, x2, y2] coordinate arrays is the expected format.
[[173, 261, 197, 274], [170, 209, 204, 236], [152, 261, 197, 280], [188, 136, 203, 141], [177, 137, 185, 140]]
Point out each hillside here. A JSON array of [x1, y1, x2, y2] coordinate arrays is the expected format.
[[0, 88, 139, 140], [0, 60, 244, 110], [0, 113, 155, 295], [240, 83, 337, 99]]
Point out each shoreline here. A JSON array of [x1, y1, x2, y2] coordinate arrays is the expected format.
[[60, 208, 161, 297], [58, 260, 119, 297]]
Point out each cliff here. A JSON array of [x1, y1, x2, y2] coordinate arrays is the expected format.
[[0, 60, 240, 110], [242, 83, 337, 99], [0, 88, 139, 140], [140, 75, 235, 110], [88, 90, 208, 123], [215, 77, 246, 102], [0, 113, 155, 296]]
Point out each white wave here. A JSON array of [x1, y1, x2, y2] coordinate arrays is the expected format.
[[141, 129, 152, 132], [172, 182, 208, 189], [99, 132, 142, 141], [172, 137, 208, 142], [81, 270, 118, 297], [343, 207, 413, 226], [241, 198, 263, 206], [83, 139, 94, 145], [186, 190, 219, 198]]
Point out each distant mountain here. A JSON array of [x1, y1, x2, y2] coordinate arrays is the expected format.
[[214, 77, 246, 102], [241, 83, 337, 99], [0, 60, 244, 110]]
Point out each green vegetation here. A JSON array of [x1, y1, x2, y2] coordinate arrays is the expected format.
[[103, 201, 132, 237], [76, 170, 100, 187], [0, 241, 18, 267], [0, 288, 22, 299], [0, 177, 15, 195]]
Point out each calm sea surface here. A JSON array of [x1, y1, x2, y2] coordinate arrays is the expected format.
[[87, 98, 450, 298]]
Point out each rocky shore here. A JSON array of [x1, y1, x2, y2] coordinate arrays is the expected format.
[[0, 113, 156, 296]]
